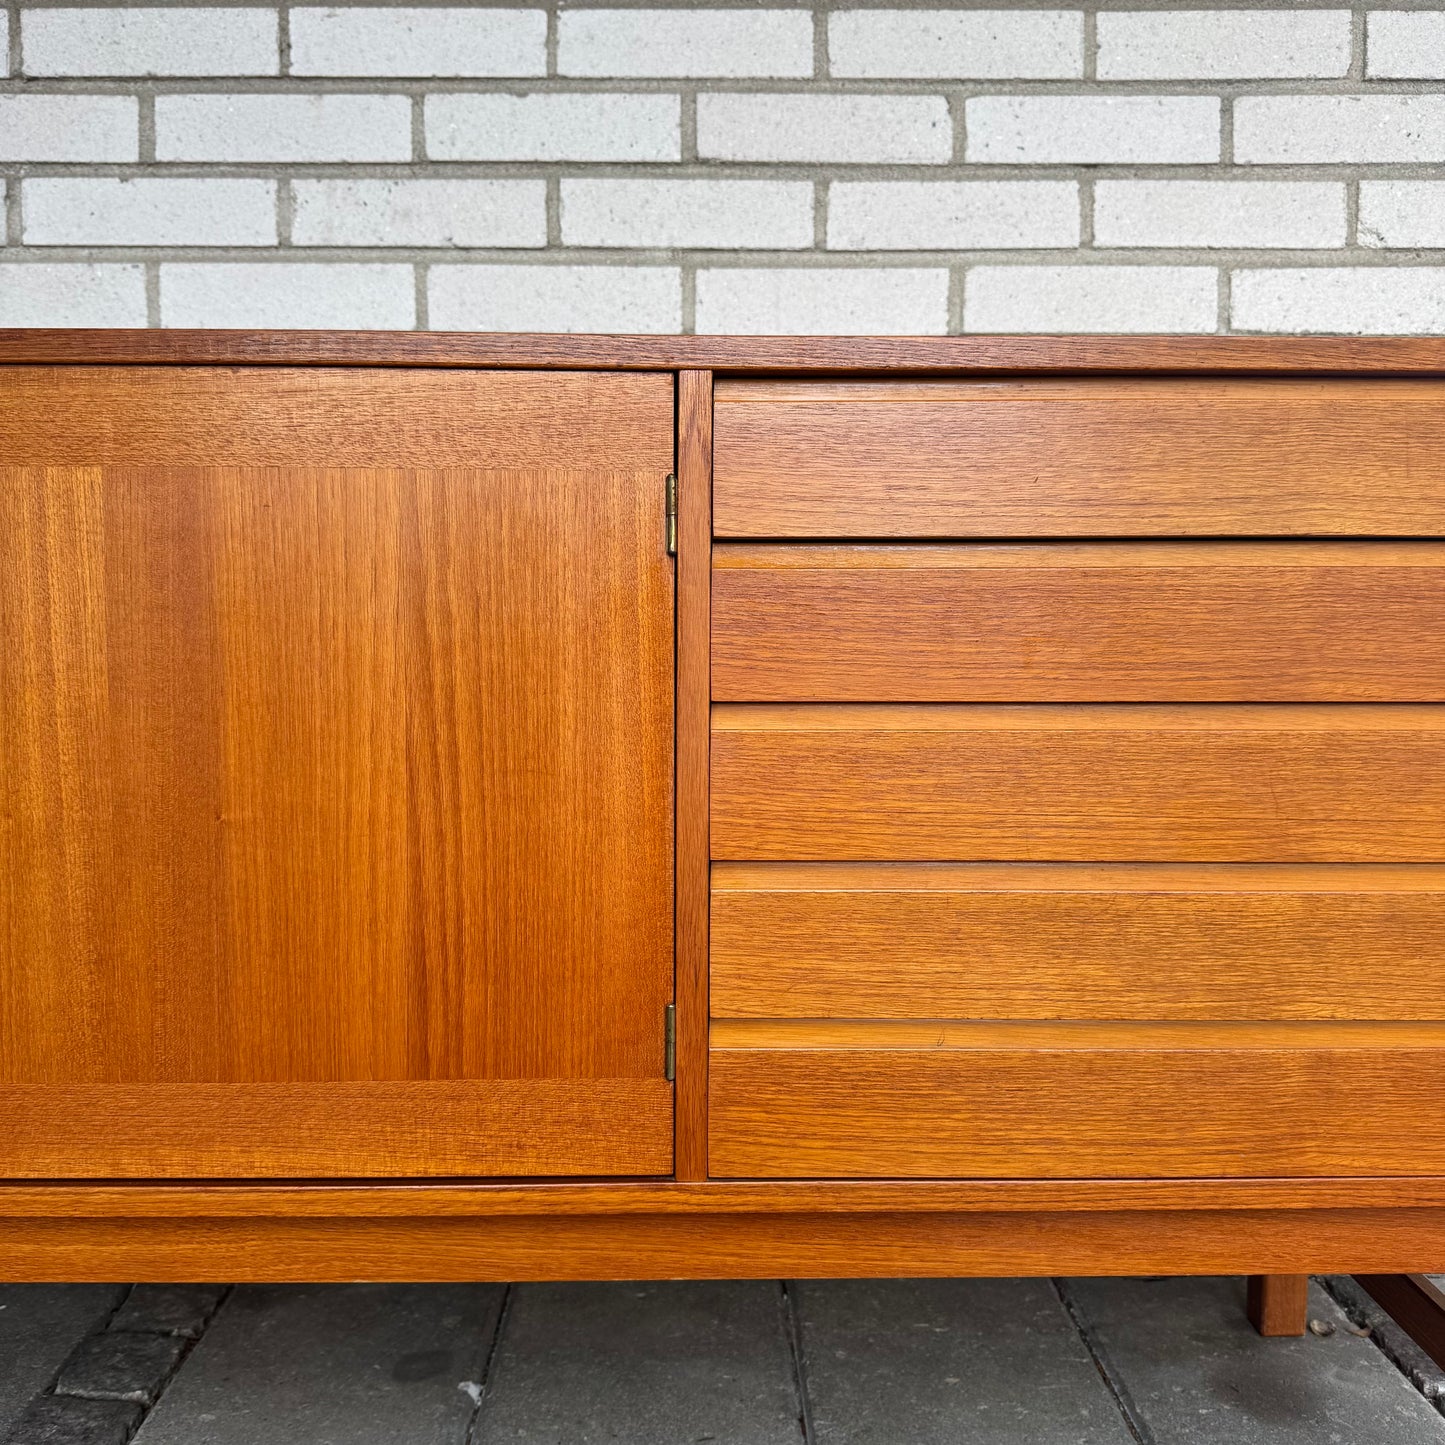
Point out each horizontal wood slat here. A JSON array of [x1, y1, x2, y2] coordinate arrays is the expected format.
[[712, 379, 1445, 537], [708, 1021, 1445, 1178], [710, 704, 1445, 861], [712, 542, 1445, 702], [710, 862, 1445, 1020], [0, 367, 674, 471], [0, 1081, 674, 1179]]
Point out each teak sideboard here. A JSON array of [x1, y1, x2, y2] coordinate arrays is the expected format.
[[3, 332, 1445, 1333]]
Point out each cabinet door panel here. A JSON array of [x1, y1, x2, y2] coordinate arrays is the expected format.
[[0, 369, 674, 1178]]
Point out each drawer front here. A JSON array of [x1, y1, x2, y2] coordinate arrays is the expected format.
[[713, 378, 1445, 538], [710, 704, 1445, 861], [708, 1021, 1445, 1178], [713, 542, 1445, 702], [711, 863, 1445, 1021]]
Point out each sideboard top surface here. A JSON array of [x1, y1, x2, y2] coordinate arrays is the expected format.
[[4, 329, 1445, 374]]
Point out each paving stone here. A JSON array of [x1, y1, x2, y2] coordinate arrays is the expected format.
[[0, 1285, 127, 1437], [133, 1285, 502, 1445], [481, 1281, 801, 1444], [55, 1331, 187, 1406], [2, 1394, 142, 1445], [1064, 1276, 1445, 1444], [797, 1277, 1134, 1445], [109, 1285, 227, 1341]]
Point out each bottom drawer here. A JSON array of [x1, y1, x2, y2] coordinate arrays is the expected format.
[[708, 1020, 1445, 1179]]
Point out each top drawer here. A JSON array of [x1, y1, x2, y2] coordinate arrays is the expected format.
[[713, 379, 1445, 538]]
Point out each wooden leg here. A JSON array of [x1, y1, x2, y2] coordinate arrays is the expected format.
[[1247, 1274, 1309, 1336]]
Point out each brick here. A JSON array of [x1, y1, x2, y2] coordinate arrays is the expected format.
[[1233, 267, 1445, 335], [1, 1395, 141, 1445], [24, 178, 276, 246], [54, 1332, 185, 1406], [698, 95, 951, 164], [293, 179, 544, 247], [426, 93, 680, 162], [558, 9, 813, 78], [695, 267, 949, 335], [155, 93, 411, 162], [562, 179, 813, 249], [0, 95, 137, 161], [828, 181, 1079, 250], [109, 1285, 227, 1341], [430, 265, 681, 332], [966, 96, 1219, 164], [0, 264, 146, 326], [1235, 96, 1445, 164], [22, 6, 277, 77], [1360, 182, 1445, 249], [1094, 181, 1346, 249], [966, 265, 1217, 333], [289, 7, 544, 78], [1098, 10, 1350, 80], [160, 264, 415, 328], [829, 9, 1082, 79], [1368, 12, 1445, 79]]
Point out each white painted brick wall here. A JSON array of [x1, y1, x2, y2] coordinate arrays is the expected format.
[[1235, 96, 1445, 164], [426, 94, 680, 162], [22, 7, 278, 77], [155, 94, 413, 162], [696, 268, 949, 334], [292, 180, 546, 247], [828, 10, 1082, 79], [430, 265, 681, 332], [289, 7, 546, 78], [1097, 10, 1351, 80], [1233, 269, 1445, 335], [160, 263, 416, 328], [24, 178, 277, 245], [561, 179, 814, 249], [3, 0, 1444, 334], [966, 97, 1221, 164], [828, 181, 1079, 250], [1367, 11, 1445, 79], [557, 10, 813, 78], [1093, 181, 1346, 250], [698, 95, 952, 164], [1359, 181, 1445, 249]]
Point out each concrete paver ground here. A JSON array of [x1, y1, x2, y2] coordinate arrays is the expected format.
[[2, 1277, 1440, 1445]]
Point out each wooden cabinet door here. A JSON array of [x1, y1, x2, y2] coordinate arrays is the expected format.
[[0, 366, 675, 1178]]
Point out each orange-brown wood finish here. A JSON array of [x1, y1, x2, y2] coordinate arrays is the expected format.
[[0, 370, 676, 1178], [673, 371, 713, 1181], [712, 379, 1445, 536], [708, 1020, 1445, 1179], [1247, 1275, 1310, 1336], [711, 863, 1445, 1021], [711, 704, 1445, 862], [712, 543, 1445, 701]]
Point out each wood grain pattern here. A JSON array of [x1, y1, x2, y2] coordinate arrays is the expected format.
[[1247, 1275, 1309, 1336], [710, 704, 1445, 861], [0, 1081, 672, 1178], [710, 862, 1445, 1020], [674, 371, 713, 1181], [712, 379, 1445, 536], [712, 542, 1445, 701], [0, 366, 673, 471], [9, 330, 1445, 375], [10, 1177, 1445, 1218], [1356, 1275, 1445, 1368], [708, 1020, 1445, 1178], [2, 452, 674, 1173]]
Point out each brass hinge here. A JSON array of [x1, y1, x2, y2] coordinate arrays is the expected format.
[[664, 1002, 676, 1081], [664, 473, 678, 556]]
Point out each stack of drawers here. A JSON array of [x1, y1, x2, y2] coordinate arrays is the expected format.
[[705, 376, 1445, 1180]]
